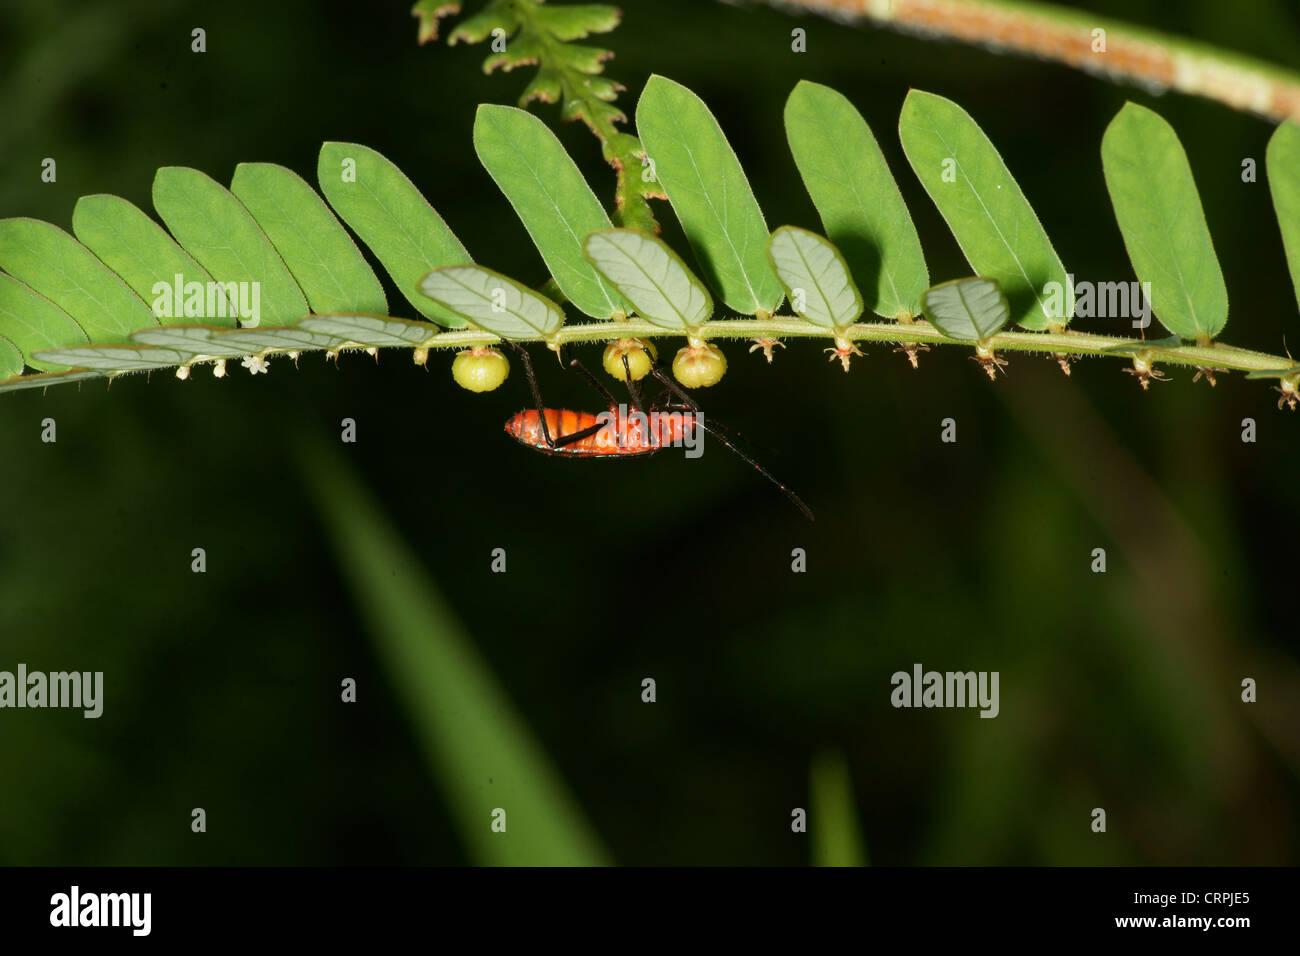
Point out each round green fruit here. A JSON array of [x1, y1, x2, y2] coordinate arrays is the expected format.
[[602, 338, 658, 382], [452, 347, 510, 393], [672, 343, 727, 388]]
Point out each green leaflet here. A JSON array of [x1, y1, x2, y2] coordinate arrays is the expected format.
[[766, 226, 863, 329], [810, 750, 867, 867], [583, 229, 711, 329], [785, 81, 928, 320], [152, 167, 310, 329], [0, 218, 158, 342], [1101, 102, 1228, 343], [32, 345, 188, 371], [411, 0, 461, 44], [419, 265, 564, 338], [1267, 121, 1300, 313], [298, 314, 440, 348], [317, 142, 471, 328], [636, 75, 783, 316], [212, 327, 349, 354], [231, 163, 388, 316], [526, 2, 620, 41], [0, 335, 20, 380], [131, 326, 252, 359], [300, 433, 610, 865], [72, 194, 226, 324], [446, 0, 655, 233], [0, 369, 103, 394], [0, 275, 90, 371], [899, 90, 1070, 331], [474, 104, 627, 319], [922, 277, 1010, 342]]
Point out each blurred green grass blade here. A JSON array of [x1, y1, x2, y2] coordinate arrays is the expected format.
[[810, 749, 867, 867], [899, 90, 1070, 331], [474, 105, 628, 319], [0, 275, 90, 371], [1267, 120, 1300, 313], [922, 276, 1010, 342], [152, 167, 310, 329], [300, 437, 611, 866], [766, 226, 863, 329], [1101, 102, 1228, 343], [71, 194, 224, 323], [785, 81, 928, 320], [298, 314, 440, 347], [317, 142, 471, 328], [0, 334, 20, 380], [583, 228, 711, 329], [419, 264, 564, 338], [0, 218, 158, 342], [636, 74, 784, 316], [231, 163, 388, 316]]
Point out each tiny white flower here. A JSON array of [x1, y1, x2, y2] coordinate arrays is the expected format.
[[212, 359, 227, 379], [241, 354, 270, 375], [176, 365, 190, 381]]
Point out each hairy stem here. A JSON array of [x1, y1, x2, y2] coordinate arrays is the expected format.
[[408, 317, 1297, 376], [761, 0, 1300, 121]]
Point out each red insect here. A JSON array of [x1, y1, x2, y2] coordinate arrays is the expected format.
[[500, 343, 813, 520], [505, 407, 697, 458]]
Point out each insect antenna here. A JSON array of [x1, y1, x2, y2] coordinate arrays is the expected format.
[[646, 366, 814, 522]]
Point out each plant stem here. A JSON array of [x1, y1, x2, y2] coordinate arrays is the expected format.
[[409, 317, 1297, 376], [761, 0, 1300, 121]]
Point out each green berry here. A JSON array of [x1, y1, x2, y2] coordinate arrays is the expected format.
[[672, 343, 727, 388], [452, 347, 509, 393], [602, 338, 658, 381]]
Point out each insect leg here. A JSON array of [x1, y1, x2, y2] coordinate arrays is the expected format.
[[552, 420, 607, 449], [501, 339, 556, 448]]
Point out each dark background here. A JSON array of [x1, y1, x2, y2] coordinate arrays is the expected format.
[[1, 0, 1298, 865]]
